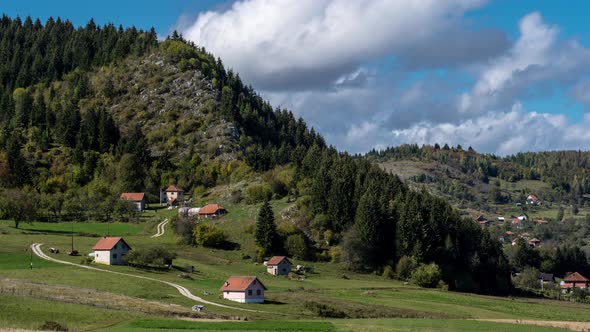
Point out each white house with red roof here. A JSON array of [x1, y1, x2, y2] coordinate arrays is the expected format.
[[92, 237, 131, 265], [526, 194, 542, 206], [198, 204, 227, 218], [120, 192, 146, 211], [560, 272, 589, 293], [266, 256, 292, 276], [220, 276, 266, 303], [163, 185, 184, 206]]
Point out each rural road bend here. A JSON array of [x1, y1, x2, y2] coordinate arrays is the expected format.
[[30, 243, 270, 314], [151, 219, 169, 238]]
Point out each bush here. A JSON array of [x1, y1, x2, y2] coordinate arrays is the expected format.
[[411, 263, 442, 288], [395, 256, 417, 281], [126, 246, 177, 268], [303, 301, 346, 318], [285, 233, 308, 260], [80, 256, 93, 265], [193, 223, 227, 248], [382, 265, 395, 279], [39, 320, 67, 331], [245, 184, 271, 204], [329, 246, 341, 263], [270, 179, 288, 199]]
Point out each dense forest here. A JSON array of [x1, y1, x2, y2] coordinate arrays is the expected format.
[[0, 15, 587, 296]]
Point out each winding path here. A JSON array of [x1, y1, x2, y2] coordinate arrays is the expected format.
[[31, 243, 270, 314], [150, 219, 169, 238]]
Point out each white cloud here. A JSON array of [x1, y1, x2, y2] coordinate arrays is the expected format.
[[460, 12, 590, 113], [182, 0, 497, 90]]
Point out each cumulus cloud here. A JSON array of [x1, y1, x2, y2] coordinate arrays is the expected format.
[[460, 12, 590, 113], [178, 3, 590, 155], [182, 0, 504, 90]]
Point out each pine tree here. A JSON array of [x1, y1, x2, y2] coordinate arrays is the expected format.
[[255, 199, 280, 256]]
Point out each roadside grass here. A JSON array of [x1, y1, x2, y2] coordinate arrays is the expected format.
[[0, 219, 148, 236], [333, 318, 567, 332], [0, 294, 149, 331], [116, 319, 334, 331]]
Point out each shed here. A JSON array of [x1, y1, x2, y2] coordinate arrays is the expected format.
[[120, 193, 146, 211], [266, 256, 292, 276]]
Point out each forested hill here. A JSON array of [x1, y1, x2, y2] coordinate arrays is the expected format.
[[368, 144, 590, 208], [0, 16, 512, 295]]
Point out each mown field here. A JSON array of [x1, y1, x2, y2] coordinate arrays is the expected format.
[[1, 197, 590, 331]]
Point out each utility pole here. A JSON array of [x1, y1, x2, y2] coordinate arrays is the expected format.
[[71, 221, 74, 252]]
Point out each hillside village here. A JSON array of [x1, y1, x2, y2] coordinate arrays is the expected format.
[[0, 13, 590, 332]]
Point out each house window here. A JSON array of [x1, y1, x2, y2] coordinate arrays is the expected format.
[[256, 289, 261, 296], [112, 253, 117, 259], [226, 291, 229, 294], [248, 289, 252, 296]]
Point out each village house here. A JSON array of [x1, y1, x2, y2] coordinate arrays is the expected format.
[[497, 216, 505, 222], [526, 194, 542, 206], [164, 185, 184, 206], [528, 238, 541, 247], [199, 204, 227, 219], [560, 272, 589, 293], [538, 272, 554, 284], [533, 219, 548, 225], [92, 237, 131, 265], [120, 192, 146, 212], [266, 256, 292, 276], [220, 276, 266, 303]]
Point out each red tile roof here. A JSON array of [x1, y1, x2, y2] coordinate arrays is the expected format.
[[164, 185, 183, 192], [219, 276, 267, 291], [92, 237, 131, 251], [120, 193, 145, 201], [564, 272, 589, 283], [267, 256, 291, 266], [505, 231, 515, 235], [528, 238, 541, 243], [534, 219, 548, 224], [199, 204, 225, 215]]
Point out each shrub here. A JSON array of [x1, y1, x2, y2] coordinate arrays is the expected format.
[[382, 265, 395, 279], [285, 233, 308, 260], [303, 301, 346, 318], [411, 263, 442, 288], [329, 246, 342, 263], [270, 179, 288, 199], [395, 256, 417, 281], [245, 184, 271, 204], [40, 320, 67, 331], [126, 246, 177, 268], [80, 256, 93, 265], [193, 223, 227, 248]]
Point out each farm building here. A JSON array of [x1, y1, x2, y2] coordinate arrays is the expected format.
[[526, 194, 542, 205], [164, 185, 184, 206], [528, 238, 541, 247], [120, 192, 146, 211], [92, 237, 131, 265], [220, 276, 266, 303], [199, 204, 227, 218], [560, 272, 589, 293], [266, 256, 292, 276]]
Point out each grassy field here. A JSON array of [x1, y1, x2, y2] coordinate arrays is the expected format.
[[1, 197, 590, 331]]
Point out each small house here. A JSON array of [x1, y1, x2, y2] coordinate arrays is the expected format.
[[538, 273, 554, 284], [528, 238, 541, 247], [534, 219, 548, 225], [560, 272, 589, 293], [164, 185, 184, 206], [266, 256, 292, 276], [199, 204, 227, 219], [220, 276, 266, 303], [526, 194, 542, 206], [92, 237, 131, 265], [497, 216, 505, 222], [120, 193, 146, 211], [474, 215, 487, 222]]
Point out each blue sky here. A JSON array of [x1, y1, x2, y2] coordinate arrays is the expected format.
[[3, 0, 590, 155]]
